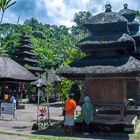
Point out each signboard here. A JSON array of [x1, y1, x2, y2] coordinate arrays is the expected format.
[[0, 102, 15, 115]]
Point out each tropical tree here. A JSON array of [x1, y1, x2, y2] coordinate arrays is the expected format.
[[0, 23, 32, 57], [0, 39, 8, 55], [72, 11, 92, 35], [0, 0, 16, 24]]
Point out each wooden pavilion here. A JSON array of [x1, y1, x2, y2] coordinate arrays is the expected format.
[[58, 4, 140, 129], [0, 56, 37, 101]]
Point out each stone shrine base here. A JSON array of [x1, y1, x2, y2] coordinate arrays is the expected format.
[[98, 106, 140, 115], [75, 114, 137, 133]]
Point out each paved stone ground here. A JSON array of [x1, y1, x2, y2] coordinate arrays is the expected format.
[[0, 102, 139, 140], [0, 102, 64, 133]]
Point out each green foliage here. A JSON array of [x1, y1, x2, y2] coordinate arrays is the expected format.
[[72, 11, 92, 35], [0, 16, 86, 69], [57, 78, 73, 100], [0, 10, 89, 98], [31, 23, 85, 70], [69, 82, 81, 104], [16, 24, 32, 35], [0, 41, 8, 55], [24, 18, 43, 31], [32, 31, 46, 39], [135, 10, 140, 21], [0, 23, 32, 57], [24, 64, 30, 69], [45, 81, 54, 96], [0, 23, 17, 36]]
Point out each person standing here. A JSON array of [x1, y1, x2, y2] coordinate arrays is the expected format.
[[64, 93, 76, 135], [81, 96, 94, 134], [9, 93, 16, 104], [9, 93, 17, 114]]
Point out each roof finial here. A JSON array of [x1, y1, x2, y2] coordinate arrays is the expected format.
[[124, 3, 128, 9], [105, 4, 112, 12]]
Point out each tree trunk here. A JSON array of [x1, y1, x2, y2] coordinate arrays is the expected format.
[[0, 11, 5, 24]]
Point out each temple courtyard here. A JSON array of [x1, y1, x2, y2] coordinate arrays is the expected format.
[[0, 102, 140, 140]]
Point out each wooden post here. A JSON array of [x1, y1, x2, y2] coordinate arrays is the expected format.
[[120, 106, 125, 121], [46, 88, 51, 126], [37, 87, 40, 125], [47, 93, 51, 126], [135, 81, 140, 109], [120, 80, 126, 121]]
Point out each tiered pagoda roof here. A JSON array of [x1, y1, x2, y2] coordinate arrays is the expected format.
[[15, 34, 44, 75], [119, 4, 139, 35], [119, 4, 140, 60], [58, 4, 140, 79]]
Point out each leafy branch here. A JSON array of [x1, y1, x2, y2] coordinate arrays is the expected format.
[[0, 0, 16, 24]]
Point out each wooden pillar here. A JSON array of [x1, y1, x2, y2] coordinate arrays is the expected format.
[[135, 81, 140, 109], [120, 80, 126, 121], [84, 79, 88, 97], [120, 106, 125, 121]]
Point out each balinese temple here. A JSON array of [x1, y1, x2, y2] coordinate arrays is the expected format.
[[58, 3, 140, 126], [15, 34, 44, 76], [119, 4, 140, 108]]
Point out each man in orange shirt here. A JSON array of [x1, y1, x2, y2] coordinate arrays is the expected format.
[[64, 93, 76, 135]]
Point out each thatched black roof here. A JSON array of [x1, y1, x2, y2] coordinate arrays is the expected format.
[[132, 33, 140, 59], [31, 70, 61, 86], [28, 66, 44, 72], [15, 34, 44, 75], [131, 33, 140, 57], [119, 4, 136, 22], [31, 73, 47, 86], [77, 33, 135, 53], [58, 4, 140, 80], [119, 4, 139, 35], [20, 44, 34, 50], [57, 56, 140, 79], [84, 4, 128, 34], [132, 32, 140, 42], [47, 69, 61, 82], [0, 56, 37, 82], [128, 22, 139, 35], [20, 35, 30, 40], [21, 57, 39, 64], [16, 51, 35, 57], [20, 37, 31, 42]]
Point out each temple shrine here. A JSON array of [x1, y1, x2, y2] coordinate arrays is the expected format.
[[15, 34, 44, 76], [58, 4, 140, 132]]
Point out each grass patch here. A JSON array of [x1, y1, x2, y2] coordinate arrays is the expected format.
[[134, 131, 140, 137], [130, 116, 140, 138], [0, 131, 80, 140], [39, 119, 63, 130]]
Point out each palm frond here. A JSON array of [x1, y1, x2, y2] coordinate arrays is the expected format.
[[3, 0, 7, 6], [5, 1, 16, 9]]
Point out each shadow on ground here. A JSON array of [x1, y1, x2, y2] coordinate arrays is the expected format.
[[49, 102, 63, 108], [31, 123, 130, 140]]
